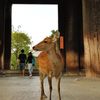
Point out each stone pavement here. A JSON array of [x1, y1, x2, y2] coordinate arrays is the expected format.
[[0, 75, 100, 100]]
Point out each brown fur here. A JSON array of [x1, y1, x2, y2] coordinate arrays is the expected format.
[[33, 33, 64, 100], [37, 52, 53, 75]]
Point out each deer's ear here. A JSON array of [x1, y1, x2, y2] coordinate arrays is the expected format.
[[52, 31, 60, 42], [55, 31, 60, 39]]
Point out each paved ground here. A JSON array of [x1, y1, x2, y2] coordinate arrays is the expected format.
[[0, 75, 100, 100]]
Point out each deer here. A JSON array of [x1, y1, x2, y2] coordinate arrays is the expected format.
[[33, 31, 64, 100]]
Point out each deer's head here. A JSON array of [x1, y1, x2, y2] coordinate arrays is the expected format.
[[33, 31, 60, 52]]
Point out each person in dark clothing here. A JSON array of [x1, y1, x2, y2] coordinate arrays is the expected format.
[[18, 49, 26, 76], [27, 52, 35, 78]]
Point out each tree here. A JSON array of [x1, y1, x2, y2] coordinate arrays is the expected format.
[[11, 31, 31, 70]]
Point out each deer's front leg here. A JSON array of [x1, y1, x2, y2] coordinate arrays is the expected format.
[[40, 73, 47, 100], [48, 76, 52, 100], [58, 73, 62, 100], [58, 76, 61, 100]]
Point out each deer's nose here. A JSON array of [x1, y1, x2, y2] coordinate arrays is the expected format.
[[32, 46, 35, 50], [33, 46, 38, 51]]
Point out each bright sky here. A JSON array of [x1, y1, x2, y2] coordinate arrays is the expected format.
[[11, 4, 58, 47]]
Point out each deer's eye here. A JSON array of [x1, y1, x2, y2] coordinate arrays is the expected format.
[[44, 41, 48, 43]]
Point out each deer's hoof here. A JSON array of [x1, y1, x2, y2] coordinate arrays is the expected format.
[[40, 95, 47, 100], [43, 94, 47, 98]]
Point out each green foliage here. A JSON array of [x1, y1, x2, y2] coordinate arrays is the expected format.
[[11, 31, 31, 70]]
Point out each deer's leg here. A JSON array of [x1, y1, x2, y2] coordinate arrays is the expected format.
[[40, 73, 47, 100], [58, 75, 62, 100], [58, 77, 61, 100], [48, 76, 52, 100]]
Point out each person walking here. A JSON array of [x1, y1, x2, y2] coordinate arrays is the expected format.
[[18, 49, 26, 76], [27, 52, 35, 78]]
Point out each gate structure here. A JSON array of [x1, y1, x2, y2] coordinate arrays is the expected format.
[[0, 0, 85, 75]]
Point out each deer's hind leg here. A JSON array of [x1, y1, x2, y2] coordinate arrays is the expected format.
[[40, 73, 47, 100]]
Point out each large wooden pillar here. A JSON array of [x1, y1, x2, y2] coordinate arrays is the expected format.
[[82, 0, 100, 77], [58, 0, 66, 72], [0, 0, 5, 70], [64, 0, 84, 72], [4, 0, 11, 69], [0, 0, 11, 70]]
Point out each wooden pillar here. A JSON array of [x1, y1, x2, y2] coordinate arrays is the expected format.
[[0, 0, 11, 70], [4, 0, 11, 70], [64, 0, 83, 72], [82, 0, 100, 77], [58, 0, 66, 72], [0, 0, 5, 70]]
